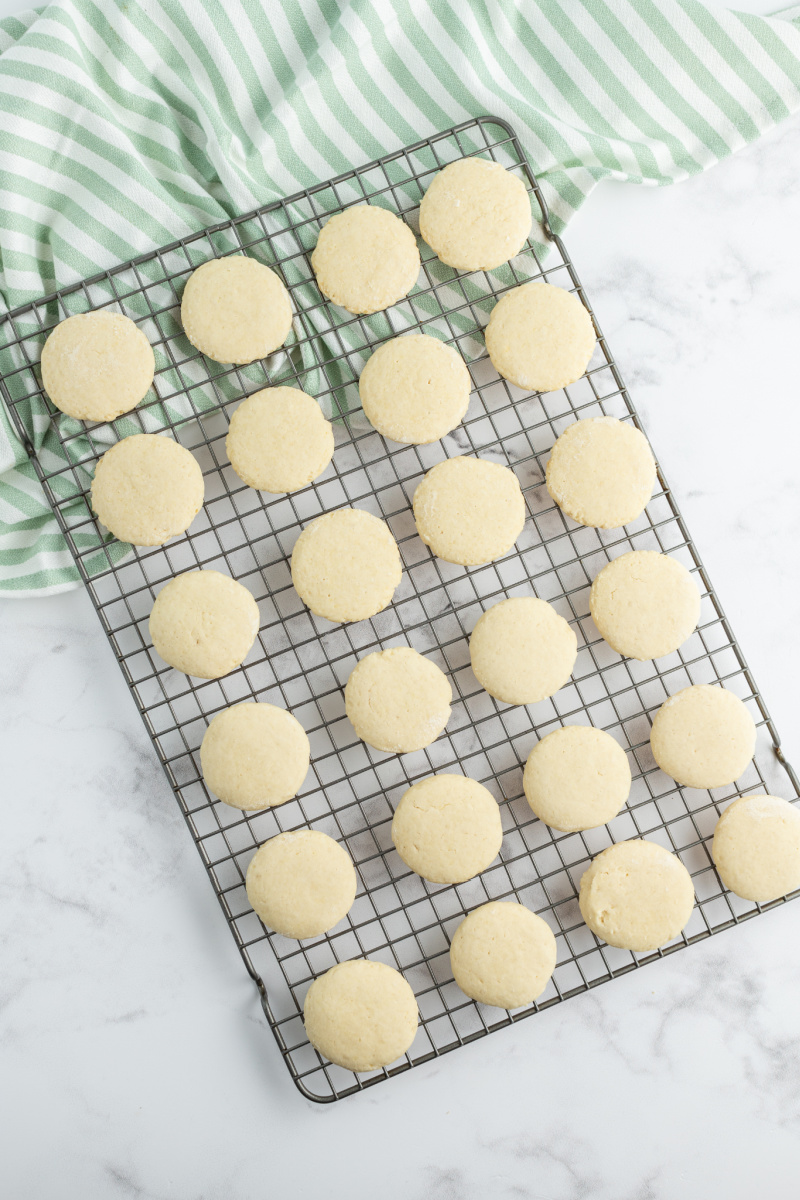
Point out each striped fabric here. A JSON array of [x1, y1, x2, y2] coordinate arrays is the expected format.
[[1, 0, 800, 596]]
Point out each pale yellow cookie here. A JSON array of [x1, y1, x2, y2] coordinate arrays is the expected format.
[[485, 281, 596, 393], [345, 647, 452, 754], [180, 255, 293, 364], [412, 455, 525, 566], [303, 959, 418, 1072], [450, 901, 557, 1009], [200, 702, 309, 810], [149, 570, 259, 679], [91, 433, 204, 546], [590, 551, 701, 661], [579, 840, 695, 951], [391, 774, 503, 884], [358, 334, 471, 444], [41, 311, 155, 422], [469, 596, 577, 705], [545, 417, 657, 529], [226, 386, 333, 492], [712, 795, 800, 903], [245, 830, 356, 936], [291, 507, 402, 623], [524, 725, 632, 832], [419, 156, 532, 271], [311, 205, 420, 315], [650, 685, 756, 789]]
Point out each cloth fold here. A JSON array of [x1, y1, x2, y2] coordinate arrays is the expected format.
[[1, 0, 800, 596]]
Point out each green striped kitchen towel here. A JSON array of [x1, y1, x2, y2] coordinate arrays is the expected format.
[[2, 0, 800, 597]]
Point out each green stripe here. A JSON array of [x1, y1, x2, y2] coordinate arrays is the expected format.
[[685, 3, 791, 124], [0, 565, 80, 591], [241, 0, 353, 182], [0, 166, 157, 272], [735, 9, 800, 105], [589, 0, 732, 165], [537, 1, 692, 179], [483, 2, 635, 177], [44, 11, 220, 186], [636, 0, 761, 143], [351, 2, 455, 138], [0, 80, 210, 229]]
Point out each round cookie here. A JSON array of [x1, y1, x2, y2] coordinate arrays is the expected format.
[[712, 795, 800, 903], [41, 311, 155, 422], [311, 205, 420, 315], [413, 455, 525, 566], [303, 959, 418, 1072], [91, 433, 204, 546], [246, 830, 356, 936], [291, 507, 402, 623], [545, 417, 657, 529], [650, 685, 756, 790], [485, 281, 596, 393], [226, 386, 333, 492], [419, 156, 532, 272], [590, 551, 701, 661], [180, 255, 293, 365], [469, 596, 577, 706], [450, 902, 557, 1009], [579, 840, 695, 951], [149, 570, 260, 679], [524, 725, 631, 832], [345, 647, 452, 754], [391, 774, 503, 884], [358, 334, 471, 444], [200, 701, 309, 810]]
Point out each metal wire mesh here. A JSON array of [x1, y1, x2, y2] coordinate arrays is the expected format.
[[2, 115, 798, 1104]]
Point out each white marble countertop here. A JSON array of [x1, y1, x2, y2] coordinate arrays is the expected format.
[[3, 8, 800, 1198]]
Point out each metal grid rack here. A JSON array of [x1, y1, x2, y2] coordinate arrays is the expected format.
[[2, 116, 798, 1104]]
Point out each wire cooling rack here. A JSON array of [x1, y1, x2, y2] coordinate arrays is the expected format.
[[2, 116, 798, 1104]]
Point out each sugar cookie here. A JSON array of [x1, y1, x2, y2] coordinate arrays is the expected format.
[[291, 507, 402, 623], [590, 551, 701, 661], [358, 334, 471, 444], [345, 647, 452, 754], [149, 570, 259, 679], [226, 386, 333, 492], [41, 311, 155, 422], [545, 417, 656, 528], [303, 959, 418, 1072], [712, 795, 800, 903], [91, 433, 204, 546], [413, 455, 525, 566], [311, 205, 420, 315], [419, 156, 532, 271], [200, 702, 309, 810], [469, 596, 576, 706], [485, 281, 596, 393], [650, 685, 756, 789], [450, 901, 557, 1009], [579, 840, 695, 951], [391, 774, 502, 884], [524, 725, 631, 832], [246, 830, 356, 936], [181, 255, 293, 364]]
